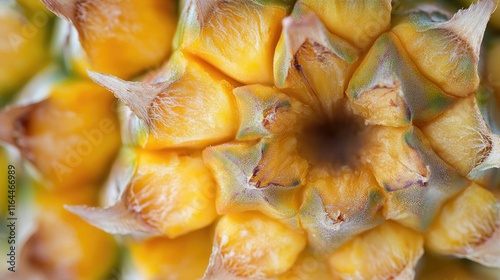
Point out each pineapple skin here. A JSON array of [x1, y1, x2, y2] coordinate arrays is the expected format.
[[1, 0, 500, 279]]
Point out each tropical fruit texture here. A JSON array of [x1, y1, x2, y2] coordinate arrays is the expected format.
[[0, 0, 177, 279], [1, 0, 500, 279]]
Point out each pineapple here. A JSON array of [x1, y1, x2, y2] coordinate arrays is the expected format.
[[0, 0, 178, 278], [2, 0, 500, 279], [0, 0, 51, 106]]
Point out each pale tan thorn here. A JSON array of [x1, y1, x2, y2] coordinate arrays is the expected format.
[[437, 0, 497, 57], [469, 134, 500, 178], [88, 70, 169, 128], [185, 0, 217, 27], [40, 0, 77, 22], [65, 199, 159, 236], [0, 102, 43, 146], [282, 11, 331, 58]]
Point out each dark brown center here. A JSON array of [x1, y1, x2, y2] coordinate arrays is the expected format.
[[298, 103, 368, 169]]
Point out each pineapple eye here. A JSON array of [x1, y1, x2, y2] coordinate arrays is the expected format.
[[298, 102, 369, 169]]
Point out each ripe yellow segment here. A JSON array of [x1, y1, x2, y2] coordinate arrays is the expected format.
[[274, 5, 359, 113], [304, 166, 384, 225], [207, 212, 306, 278], [249, 135, 309, 189], [129, 227, 213, 280], [0, 3, 47, 98], [329, 221, 424, 279], [299, 165, 385, 253], [74, 0, 177, 78], [126, 150, 217, 238], [297, 0, 391, 49], [25, 81, 120, 189], [29, 188, 117, 280], [362, 127, 429, 191], [178, 0, 288, 84], [278, 250, 333, 280], [421, 95, 491, 176], [398, 0, 497, 97], [233, 85, 306, 141], [141, 53, 238, 149], [347, 32, 455, 127], [202, 139, 303, 221], [425, 183, 498, 254]]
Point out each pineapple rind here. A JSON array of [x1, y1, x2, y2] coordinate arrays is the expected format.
[[233, 84, 306, 141], [69, 149, 219, 238], [42, 0, 178, 79], [347, 32, 456, 127], [19, 0, 500, 277], [299, 167, 385, 256], [328, 221, 424, 280], [128, 226, 213, 279], [91, 51, 239, 150], [421, 94, 500, 179], [297, 0, 391, 49], [361, 126, 430, 192], [0, 2, 50, 103], [425, 183, 500, 268], [274, 3, 360, 114], [175, 0, 291, 84], [202, 140, 304, 227], [0, 78, 121, 190], [204, 212, 306, 278], [392, 0, 495, 97], [383, 126, 468, 231]]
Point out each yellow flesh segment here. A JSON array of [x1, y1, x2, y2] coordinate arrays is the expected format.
[[305, 165, 383, 223], [25, 81, 120, 189], [129, 228, 212, 280], [185, 0, 286, 84], [295, 40, 354, 116], [0, 3, 47, 96], [362, 126, 429, 191], [145, 55, 238, 149], [28, 188, 116, 280], [421, 96, 489, 176], [76, 0, 177, 78], [278, 250, 334, 280], [347, 32, 456, 127], [126, 150, 217, 238], [250, 135, 309, 189], [233, 84, 306, 141], [425, 183, 498, 253], [210, 212, 306, 278], [393, 24, 478, 97], [298, 0, 391, 48], [329, 221, 424, 279], [350, 86, 409, 127]]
